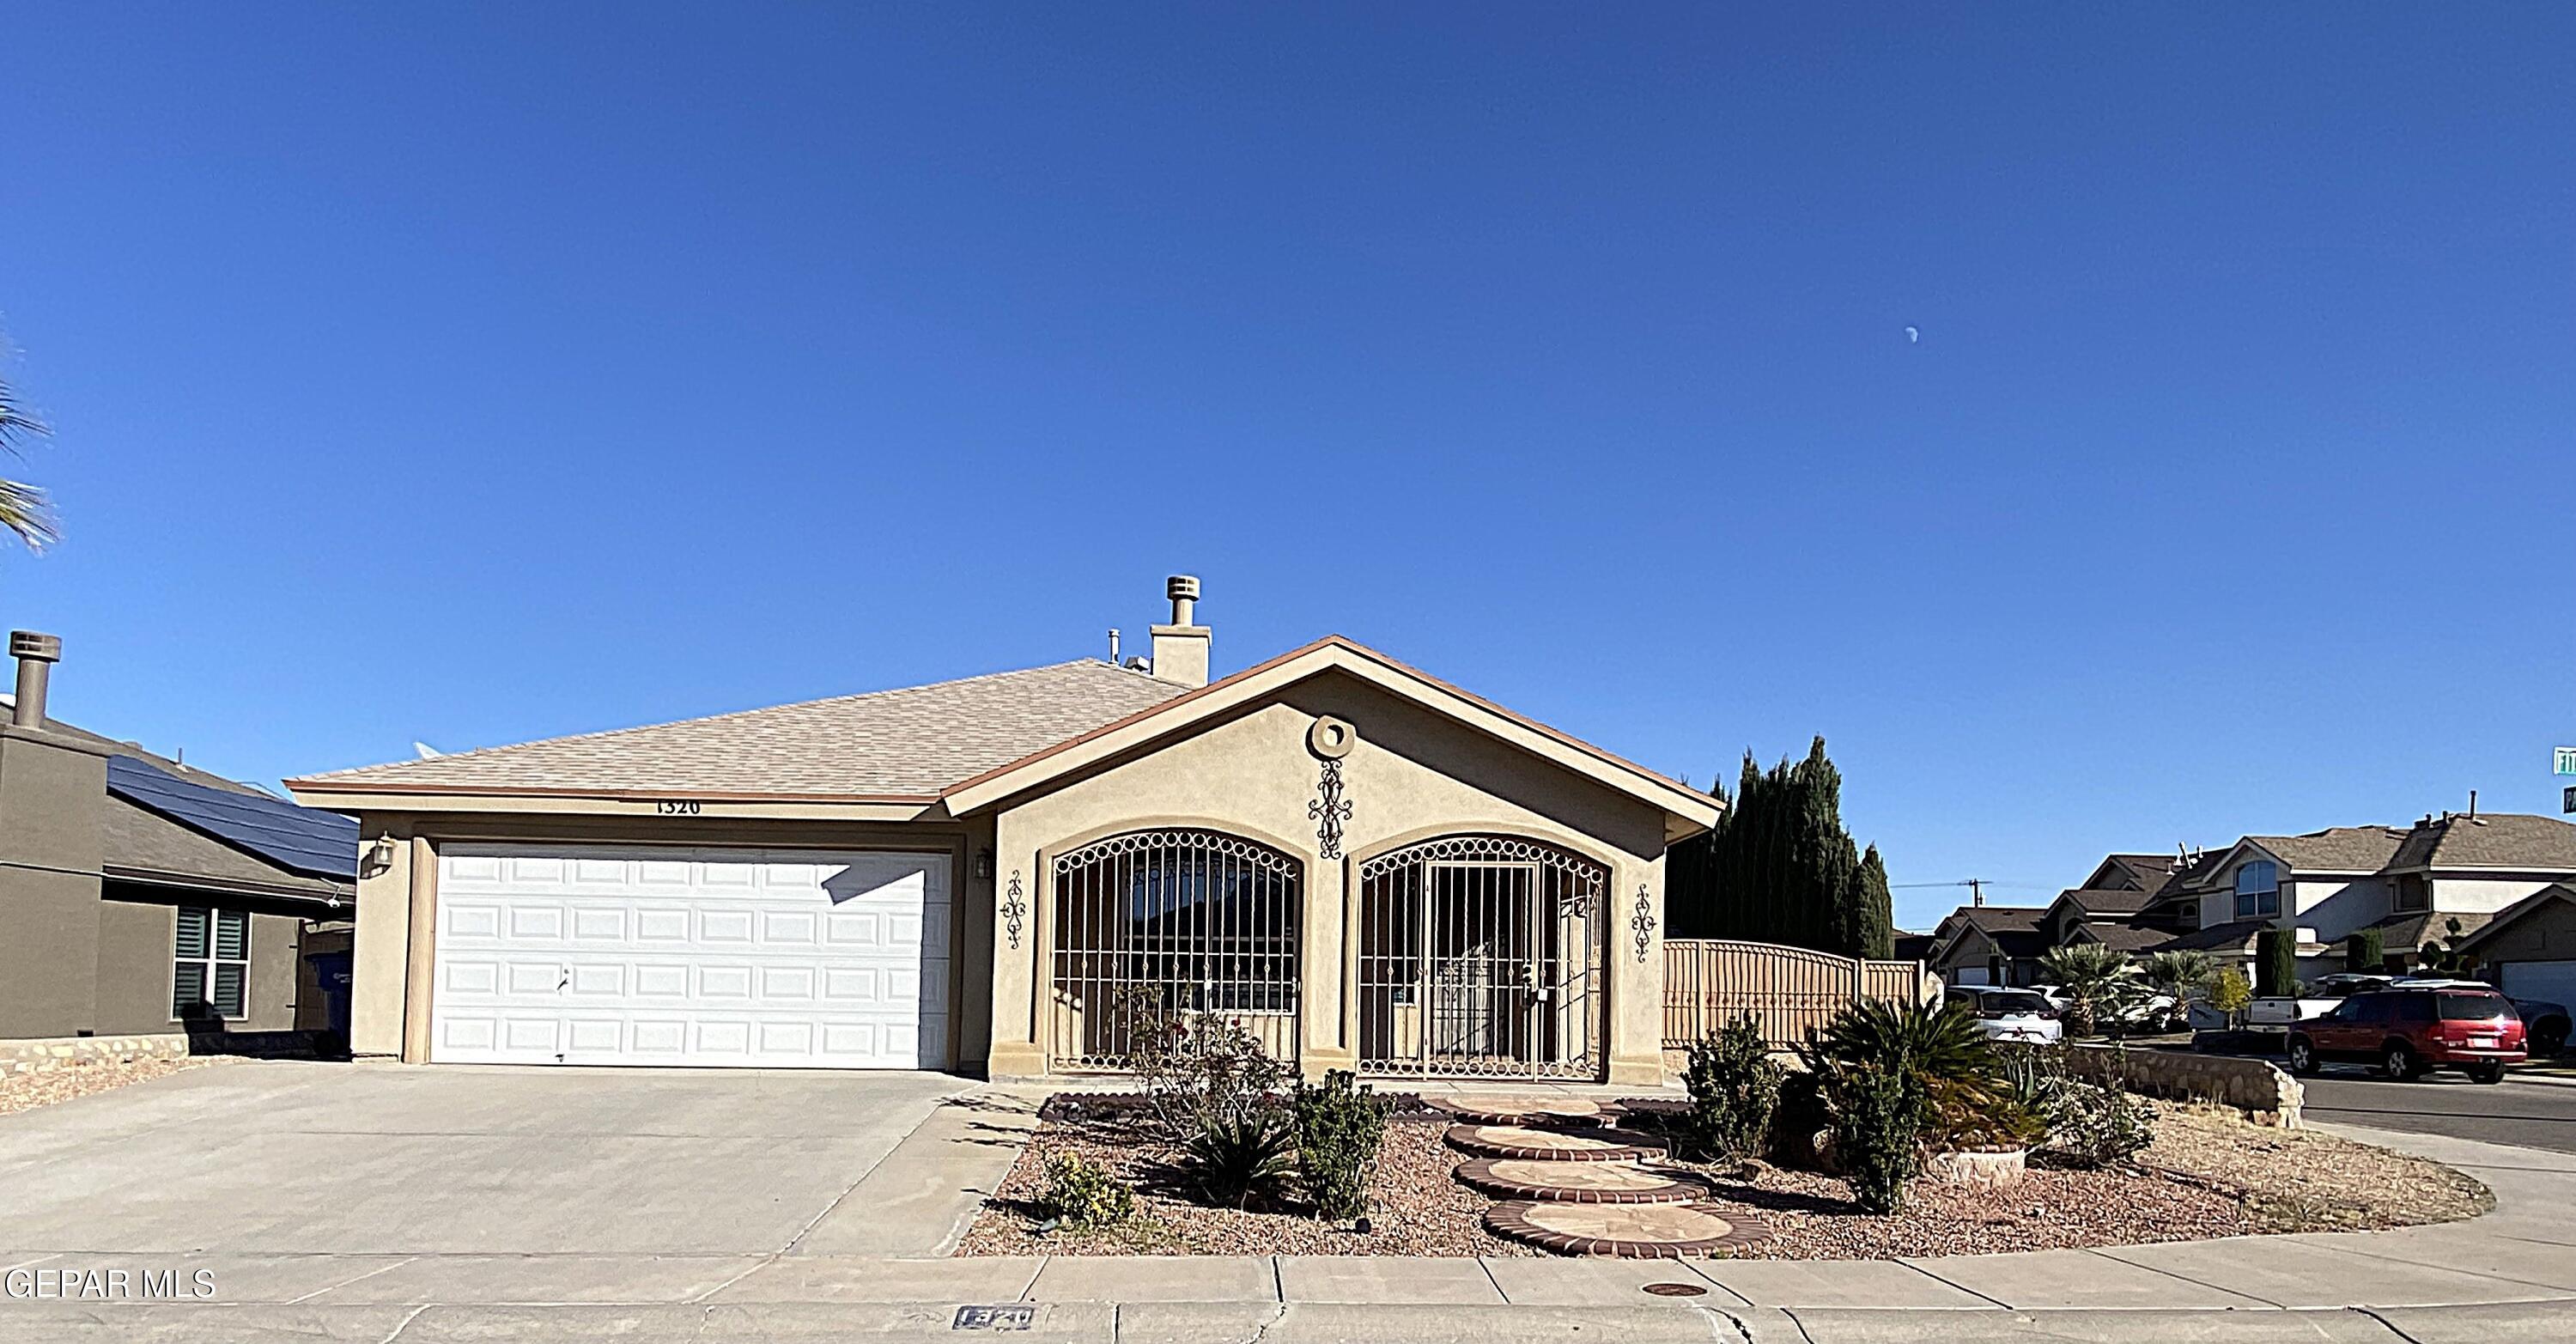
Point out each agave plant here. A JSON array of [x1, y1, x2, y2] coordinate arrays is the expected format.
[[1181, 1105, 1297, 1209]]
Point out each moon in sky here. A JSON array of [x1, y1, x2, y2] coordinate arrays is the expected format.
[[1905, 325, 1920, 344]]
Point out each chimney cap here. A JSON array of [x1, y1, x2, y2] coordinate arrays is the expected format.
[[1166, 575, 1200, 601], [9, 630, 61, 663]]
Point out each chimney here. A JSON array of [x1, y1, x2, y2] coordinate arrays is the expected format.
[[1148, 575, 1211, 688], [9, 630, 61, 728]]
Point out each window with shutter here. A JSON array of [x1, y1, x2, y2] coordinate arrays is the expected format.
[[173, 908, 252, 1020]]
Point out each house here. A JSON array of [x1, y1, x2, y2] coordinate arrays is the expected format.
[[2154, 812, 2576, 976], [2039, 853, 2200, 957], [1924, 905, 2051, 988], [2452, 885, 2576, 1006], [0, 632, 360, 1047], [284, 578, 1722, 1083]]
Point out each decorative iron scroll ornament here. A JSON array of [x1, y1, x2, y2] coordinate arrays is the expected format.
[[1631, 884, 1656, 964], [1003, 871, 1027, 951], [1309, 758, 1353, 859]]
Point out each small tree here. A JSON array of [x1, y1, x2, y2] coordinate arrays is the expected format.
[[2255, 930, 2298, 997], [2209, 966, 2253, 1026], [2345, 928, 2385, 974], [1680, 1014, 1784, 1163]]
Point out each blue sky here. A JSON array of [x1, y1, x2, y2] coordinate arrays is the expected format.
[[3, 6, 2570, 928]]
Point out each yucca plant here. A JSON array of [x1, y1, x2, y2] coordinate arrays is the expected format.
[[1182, 1105, 1297, 1209]]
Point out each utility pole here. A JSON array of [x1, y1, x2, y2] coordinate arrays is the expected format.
[[1966, 878, 1985, 908]]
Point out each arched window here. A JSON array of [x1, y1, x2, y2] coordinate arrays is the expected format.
[[1356, 834, 1606, 1079], [2234, 860, 2280, 919], [1047, 829, 1301, 1070]]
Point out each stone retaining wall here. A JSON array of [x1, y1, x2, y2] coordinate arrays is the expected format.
[[0, 1030, 335, 1077], [2064, 1043, 2304, 1128], [0, 1033, 192, 1077]]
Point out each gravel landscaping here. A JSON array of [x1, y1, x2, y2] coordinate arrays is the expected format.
[[960, 1095, 2490, 1259], [0, 1055, 222, 1118]]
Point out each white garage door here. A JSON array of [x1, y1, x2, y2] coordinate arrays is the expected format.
[[2501, 960, 2576, 1009], [430, 844, 949, 1068]]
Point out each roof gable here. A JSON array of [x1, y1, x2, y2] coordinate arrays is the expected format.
[[288, 660, 1189, 802], [939, 636, 1721, 836]]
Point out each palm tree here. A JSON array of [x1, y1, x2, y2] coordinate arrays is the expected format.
[[2140, 950, 2217, 1030], [2037, 942, 2145, 1037], [0, 366, 60, 550]]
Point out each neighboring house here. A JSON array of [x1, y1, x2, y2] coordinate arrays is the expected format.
[[285, 578, 1722, 1083], [0, 632, 359, 1045], [1925, 905, 2050, 988], [2034, 814, 2576, 982], [2453, 885, 2576, 1006]]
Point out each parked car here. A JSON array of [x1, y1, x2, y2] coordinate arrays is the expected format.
[[1944, 986, 2064, 1043], [2306, 973, 2396, 999], [2512, 998, 2571, 1055], [2286, 987, 2525, 1083]]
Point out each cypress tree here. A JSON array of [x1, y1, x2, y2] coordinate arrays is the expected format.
[[2256, 929, 2298, 997], [2345, 928, 2383, 974], [1662, 737, 1893, 958]]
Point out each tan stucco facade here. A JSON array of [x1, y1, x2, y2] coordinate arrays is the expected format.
[[320, 645, 1713, 1084]]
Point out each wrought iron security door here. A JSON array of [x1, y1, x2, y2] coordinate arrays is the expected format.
[[1356, 836, 1605, 1079]]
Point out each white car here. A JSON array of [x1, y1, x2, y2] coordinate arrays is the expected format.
[[1945, 987, 2065, 1043]]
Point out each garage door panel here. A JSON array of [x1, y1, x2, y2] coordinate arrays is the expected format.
[[432, 844, 951, 1068]]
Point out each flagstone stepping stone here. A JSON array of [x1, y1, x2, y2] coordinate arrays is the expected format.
[[1429, 1094, 1627, 1126], [1453, 1157, 1718, 1205], [1483, 1199, 1770, 1258], [1443, 1122, 1664, 1162]]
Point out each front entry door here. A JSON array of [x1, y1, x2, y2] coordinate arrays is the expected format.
[[1357, 836, 1604, 1079]]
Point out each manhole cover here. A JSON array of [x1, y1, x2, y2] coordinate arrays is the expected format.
[[1643, 1282, 1707, 1298]]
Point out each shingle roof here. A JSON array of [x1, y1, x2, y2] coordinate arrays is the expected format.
[[2099, 853, 2182, 894], [2156, 918, 2275, 953], [2387, 814, 2576, 871], [2245, 826, 2409, 873], [103, 794, 351, 902], [289, 660, 1192, 800], [2361, 909, 2495, 952], [2078, 922, 2177, 952], [2059, 887, 2155, 915]]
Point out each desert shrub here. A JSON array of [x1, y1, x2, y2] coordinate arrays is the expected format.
[[1039, 1152, 1136, 1228], [1123, 997, 1286, 1140], [1994, 1043, 2156, 1169], [1828, 1065, 1919, 1214], [1182, 1105, 1297, 1209], [2041, 1079, 2156, 1169], [2038, 943, 2147, 1037], [1292, 1070, 1390, 1221], [1680, 1014, 1784, 1162]]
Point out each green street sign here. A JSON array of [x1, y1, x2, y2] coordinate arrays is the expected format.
[[2560, 747, 2576, 776], [2566, 785, 2576, 815]]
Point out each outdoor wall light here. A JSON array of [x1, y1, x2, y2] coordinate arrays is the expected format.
[[973, 848, 995, 880], [365, 835, 398, 873]]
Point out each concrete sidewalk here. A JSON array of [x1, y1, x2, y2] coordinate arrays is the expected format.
[[7, 1073, 2576, 1341]]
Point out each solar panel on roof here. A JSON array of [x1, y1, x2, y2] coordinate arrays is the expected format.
[[106, 755, 359, 880]]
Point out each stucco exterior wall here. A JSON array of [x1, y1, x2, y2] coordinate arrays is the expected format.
[[0, 729, 108, 1038], [981, 672, 1674, 1084], [2289, 877, 2384, 943], [92, 897, 306, 1037], [2429, 877, 2563, 916], [2467, 900, 2576, 964]]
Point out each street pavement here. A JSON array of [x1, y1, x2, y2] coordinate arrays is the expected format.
[[2300, 1071, 2576, 1153], [6, 1061, 2576, 1341]]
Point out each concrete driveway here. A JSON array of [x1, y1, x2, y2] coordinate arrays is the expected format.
[[0, 1061, 982, 1257]]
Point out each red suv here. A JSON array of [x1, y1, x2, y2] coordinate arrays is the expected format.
[[2287, 987, 2524, 1083]]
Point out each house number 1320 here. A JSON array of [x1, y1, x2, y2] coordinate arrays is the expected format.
[[654, 800, 702, 815]]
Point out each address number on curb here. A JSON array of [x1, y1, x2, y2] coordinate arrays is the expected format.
[[952, 1304, 1035, 1331]]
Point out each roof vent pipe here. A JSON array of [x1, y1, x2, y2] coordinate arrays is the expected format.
[[1108, 629, 1121, 664], [9, 630, 61, 728], [1149, 575, 1211, 689]]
